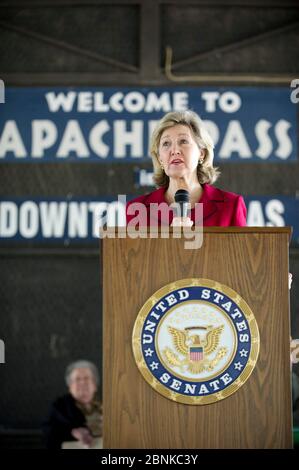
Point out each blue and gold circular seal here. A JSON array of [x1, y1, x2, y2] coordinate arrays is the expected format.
[[132, 279, 259, 405]]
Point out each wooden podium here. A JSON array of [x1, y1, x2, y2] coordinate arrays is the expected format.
[[102, 228, 292, 449]]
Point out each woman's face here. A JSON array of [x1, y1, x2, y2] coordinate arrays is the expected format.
[[69, 367, 97, 405], [158, 124, 204, 181]]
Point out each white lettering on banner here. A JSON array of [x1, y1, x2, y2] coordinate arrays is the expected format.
[[94, 93, 109, 112], [0, 119, 293, 160], [247, 202, 266, 226], [78, 92, 93, 112], [0, 201, 126, 239], [45, 91, 189, 113], [45, 91, 77, 112], [219, 92, 242, 113], [124, 92, 145, 113], [173, 92, 189, 111], [255, 120, 272, 159], [57, 120, 89, 158], [275, 120, 292, 159], [0, 198, 289, 240], [201, 91, 242, 113], [113, 121, 143, 158], [31, 120, 58, 158], [89, 121, 110, 158], [201, 92, 220, 112], [145, 92, 171, 112], [219, 121, 251, 158], [39, 202, 68, 237], [0, 121, 27, 157], [0, 202, 18, 236], [19, 201, 39, 238], [68, 203, 88, 237], [88, 202, 109, 237], [217, 119, 292, 160], [254, 119, 292, 160], [247, 200, 285, 227], [265, 200, 285, 226]]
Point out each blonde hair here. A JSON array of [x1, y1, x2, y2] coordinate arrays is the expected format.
[[150, 110, 220, 187]]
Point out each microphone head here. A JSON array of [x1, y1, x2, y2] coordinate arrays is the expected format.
[[174, 189, 190, 218], [174, 189, 190, 204]]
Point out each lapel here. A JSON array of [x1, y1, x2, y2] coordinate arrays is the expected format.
[[199, 184, 225, 222]]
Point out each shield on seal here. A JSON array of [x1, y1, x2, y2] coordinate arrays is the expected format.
[[189, 346, 203, 361]]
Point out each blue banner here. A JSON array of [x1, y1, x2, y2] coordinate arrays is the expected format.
[[0, 196, 298, 243], [0, 87, 297, 162]]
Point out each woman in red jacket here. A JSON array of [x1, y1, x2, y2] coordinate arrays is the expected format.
[[126, 110, 246, 227]]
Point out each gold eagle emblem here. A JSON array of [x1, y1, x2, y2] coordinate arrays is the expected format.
[[163, 325, 228, 374]]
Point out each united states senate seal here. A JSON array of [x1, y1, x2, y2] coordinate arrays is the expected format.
[[132, 278, 259, 404]]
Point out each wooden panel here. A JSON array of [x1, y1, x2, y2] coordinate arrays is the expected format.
[[103, 228, 292, 448]]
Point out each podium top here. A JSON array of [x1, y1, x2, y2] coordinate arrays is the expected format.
[[102, 226, 292, 238]]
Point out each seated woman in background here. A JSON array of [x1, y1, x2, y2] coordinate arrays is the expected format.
[[126, 110, 247, 227], [43, 360, 102, 449]]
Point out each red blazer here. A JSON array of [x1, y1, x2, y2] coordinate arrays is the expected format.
[[126, 184, 247, 227]]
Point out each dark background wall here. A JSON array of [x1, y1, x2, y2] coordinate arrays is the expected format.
[[0, 0, 298, 447]]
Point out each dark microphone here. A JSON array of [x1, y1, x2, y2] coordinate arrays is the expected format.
[[174, 189, 190, 218]]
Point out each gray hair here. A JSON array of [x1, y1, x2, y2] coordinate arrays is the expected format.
[[150, 110, 220, 188], [65, 360, 99, 387]]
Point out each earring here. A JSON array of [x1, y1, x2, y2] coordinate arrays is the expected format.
[[160, 161, 164, 171], [198, 159, 204, 165]]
